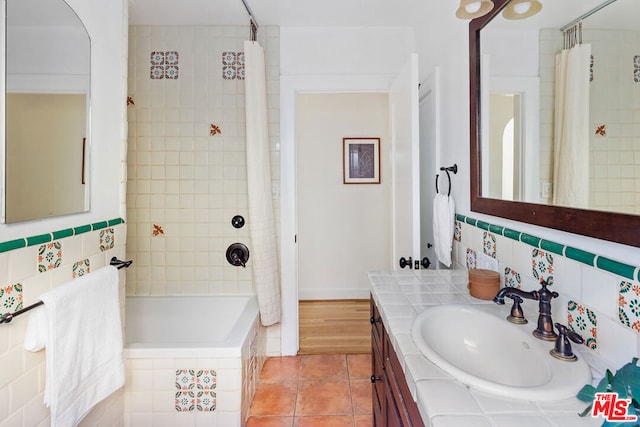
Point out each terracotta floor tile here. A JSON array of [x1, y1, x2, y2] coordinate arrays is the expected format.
[[295, 380, 352, 416], [354, 414, 374, 427], [246, 417, 294, 427], [350, 379, 373, 415], [293, 415, 354, 427], [299, 354, 348, 380], [347, 354, 372, 379], [250, 381, 298, 417], [260, 356, 300, 381]]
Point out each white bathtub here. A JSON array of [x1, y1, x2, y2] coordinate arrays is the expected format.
[[125, 295, 259, 358], [123, 295, 265, 427]]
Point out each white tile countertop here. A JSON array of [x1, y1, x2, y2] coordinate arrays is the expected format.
[[369, 269, 604, 427]]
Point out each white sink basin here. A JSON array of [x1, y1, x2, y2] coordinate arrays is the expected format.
[[410, 304, 592, 401]]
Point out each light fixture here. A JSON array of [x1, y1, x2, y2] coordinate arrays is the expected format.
[[455, 0, 494, 19], [502, 0, 542, 20]]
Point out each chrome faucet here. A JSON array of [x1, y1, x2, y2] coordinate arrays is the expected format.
[[493, 280, 559, 341]]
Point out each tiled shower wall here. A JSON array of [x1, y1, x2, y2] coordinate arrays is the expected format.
[[539, 29, 640, 212], [453, 214, 639, 372], [126, 26, 280, 297]]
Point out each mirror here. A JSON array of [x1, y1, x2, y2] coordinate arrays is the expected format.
[[470, 0, 640, 247], [3, 0, 90, 223]]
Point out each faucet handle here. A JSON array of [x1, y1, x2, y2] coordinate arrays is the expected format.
[[539, 280, 559, 299], [550, 323, 584, 362], [506, 295, 527, 324]]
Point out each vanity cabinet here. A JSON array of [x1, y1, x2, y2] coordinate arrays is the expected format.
[[371, 297, 425, 427]]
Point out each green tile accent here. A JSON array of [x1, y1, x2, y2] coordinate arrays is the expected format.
[[489, 224, 504, 235], [503, 228, 521, 241], [91, 221, 109, 231], [455, 214, 466, 222], [52, 228, 74, 240], [74, 224, 92, 235], [596, 256, 636, 281], [476, 220, 490, 231], [108, 218, 125, 226], [465, 217, 477, 226], [565, 247, 596, 266], [520, 233, 541, 248], [0, 238, 26, 253], [26, 234, 52, 247], [540, 240, 564, 256]]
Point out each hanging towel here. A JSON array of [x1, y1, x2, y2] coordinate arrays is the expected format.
[[433, 193, 456, 267], [244, 40, 281, 326], [24, 266, 124, 427]]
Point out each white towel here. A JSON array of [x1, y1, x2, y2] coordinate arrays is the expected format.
[[25, 266, 124, 427], [433, 193, 456, 267]]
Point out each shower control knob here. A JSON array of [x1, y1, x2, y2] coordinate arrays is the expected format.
[[231, 215, 245, 229], [399, 257, 412, 269]]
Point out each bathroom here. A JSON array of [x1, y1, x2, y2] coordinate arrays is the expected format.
[[1, 0, 639, 425]]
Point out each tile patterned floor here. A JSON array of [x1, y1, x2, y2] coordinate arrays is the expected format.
[[247, 354, 373, 427]]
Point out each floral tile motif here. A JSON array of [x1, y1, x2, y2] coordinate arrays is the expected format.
[[595, 124, 606, 136], [504, 267, 521, 289], [483, 232, 497, 258], [634, 55, 640, 83], [222, 51, 245, 80], [127, 96, 135, 106], [150, 51, 179, 80], [72, 259, 91, 278], [532, 249, 553, 286], [153, 224, 165, 237], [466, 248, 477, 270], [590, 54, 594, 82], [99, 228, 115, 251], [0, 283, 23, 316], [619, 280, 640, 333], [38, 242, 62, 272], [175, 369, 216, 412], [568, 300, 597, 350], [454, 220, 462, 242], [210, 124, 222, 136]]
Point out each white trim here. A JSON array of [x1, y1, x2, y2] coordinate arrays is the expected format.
[[280, 74, 394, 356]]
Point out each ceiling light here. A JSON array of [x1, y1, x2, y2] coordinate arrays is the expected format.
[[456, 0, 494, 19], [502, 0, 542, 20]]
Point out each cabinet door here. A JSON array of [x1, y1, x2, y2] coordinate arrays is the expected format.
[[372, 333, 385, 426]]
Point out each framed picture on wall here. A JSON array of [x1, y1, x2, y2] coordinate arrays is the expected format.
[[343, 137, 381, 184]]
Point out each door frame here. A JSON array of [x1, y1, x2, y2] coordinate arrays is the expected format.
[[280, 74, 395, 356]]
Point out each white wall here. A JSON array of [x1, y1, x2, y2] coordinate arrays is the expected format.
[[297, 92, 391, 300]]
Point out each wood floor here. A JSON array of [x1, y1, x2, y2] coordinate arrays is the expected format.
[[298, 299, 371, 354]]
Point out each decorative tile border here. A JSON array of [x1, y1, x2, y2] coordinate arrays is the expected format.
[[568, 300, 598, 350], [38, 242, 62, 272], [482, 231, 496, 258], [73, 259, 91, 278], [0, 283, 23, 316], [175, 369, 217, 412], [150, 51, 179, 80], [619, 281, 640, 332], [0, 218, 124, 253], [532, 249, 554, 285], [504, 267, 521, 289], [99, 228, 115, 251], [455, 214, 639, 281]]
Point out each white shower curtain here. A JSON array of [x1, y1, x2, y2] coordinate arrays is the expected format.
[[244, 40, 281, 326], [552, 44, 591, 208]]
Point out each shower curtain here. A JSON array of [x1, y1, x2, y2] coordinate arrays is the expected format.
[[244, 40, 281, 326], [552, 44, 591, 208]]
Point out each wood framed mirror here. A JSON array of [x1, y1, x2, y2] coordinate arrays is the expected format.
[[469, 0, 640, 247]]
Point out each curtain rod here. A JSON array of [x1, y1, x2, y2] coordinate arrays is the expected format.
[[240, 0, 259, 27], [560, 0, 617, 31]]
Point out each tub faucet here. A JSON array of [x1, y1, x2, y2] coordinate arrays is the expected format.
[[493, 280, 559, 341]]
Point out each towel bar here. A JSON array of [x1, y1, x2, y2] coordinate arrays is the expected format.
[[0, 257, 133, 324]]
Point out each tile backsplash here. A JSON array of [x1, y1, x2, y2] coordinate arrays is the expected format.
[[454, 214, 639, 371], [0, 218, 127, 426]]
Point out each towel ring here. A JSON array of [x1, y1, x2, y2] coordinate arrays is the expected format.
[[435, 164, 458, 197]]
